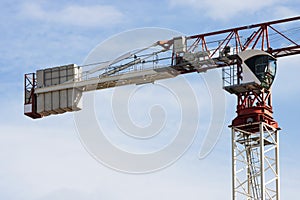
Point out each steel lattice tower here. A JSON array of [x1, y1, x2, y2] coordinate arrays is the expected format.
[[224, 55, 280, 199]]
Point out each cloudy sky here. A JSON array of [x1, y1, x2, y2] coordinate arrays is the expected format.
[[1, 0, 300, 199]]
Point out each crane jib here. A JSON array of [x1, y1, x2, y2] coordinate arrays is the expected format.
[[24, 16, 300, 119]]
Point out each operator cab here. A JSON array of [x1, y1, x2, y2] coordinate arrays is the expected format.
[[223, 50, 277, 94], [244, 54, 277, 89], [238, 49, 277, 90]]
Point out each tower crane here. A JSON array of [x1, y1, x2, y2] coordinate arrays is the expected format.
[[24, 16, 300, 199]]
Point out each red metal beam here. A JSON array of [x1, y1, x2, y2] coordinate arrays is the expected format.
[[270, 46, 300, 58], [186, 16, 300, 58], [188, 16, 300, 39]]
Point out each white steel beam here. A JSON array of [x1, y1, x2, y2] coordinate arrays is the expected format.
[[231, 122, 280, 200]]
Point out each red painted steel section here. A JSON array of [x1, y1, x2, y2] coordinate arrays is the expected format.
[[186, 16, 300, 59], [188, 16, 300, 39], [231, 89, 278, 132]]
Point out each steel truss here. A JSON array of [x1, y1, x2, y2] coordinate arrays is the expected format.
[[232, 122, 280, 200], [24, 73, 41, 119]]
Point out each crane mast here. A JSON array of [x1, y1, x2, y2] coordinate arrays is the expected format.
[[24, 16, 300, 200]]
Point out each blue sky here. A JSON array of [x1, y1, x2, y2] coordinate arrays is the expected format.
[[1, 0, 300, 199]]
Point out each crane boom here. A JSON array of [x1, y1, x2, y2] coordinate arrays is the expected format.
[[24, 16, 300, 119]]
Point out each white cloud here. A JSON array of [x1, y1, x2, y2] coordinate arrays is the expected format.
[[168, 0, 287, 20], [272, 5, 299, 19], [272, 55, 300, 98], [21, 3, 124, 27], [0, 125, 231, 200]]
